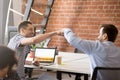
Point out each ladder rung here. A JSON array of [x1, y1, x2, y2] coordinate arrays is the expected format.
[[31, 8, 43, 16], [36, 30, 40, 33], [31, 8, 49, 18], [43, 14, 49, 18], [10, 8, 24, 16], [37, 24, 45, 27], [35, 29, 46, 33], [33, 24, 45, 29], [33, 24, 44, 27]]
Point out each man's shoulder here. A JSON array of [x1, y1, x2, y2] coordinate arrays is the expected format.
[[8, 34, 25, 49], [10, 34, 25, 41]]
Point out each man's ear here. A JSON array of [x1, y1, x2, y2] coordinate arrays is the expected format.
[[103, 33, 108, 40], [20, 28, 24, 33]]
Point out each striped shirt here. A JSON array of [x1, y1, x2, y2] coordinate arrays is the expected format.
[[8, 34, 30, 80]]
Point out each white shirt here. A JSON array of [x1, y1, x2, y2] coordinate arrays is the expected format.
[[64, 28, 120, 80]]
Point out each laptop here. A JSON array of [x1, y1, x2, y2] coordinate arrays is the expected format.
[[34, 47, 57, 66]]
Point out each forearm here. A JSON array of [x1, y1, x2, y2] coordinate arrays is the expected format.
[[63, 28, 95, 54], [64, 28, 76, 44], [63, 29, 84, 52], [20, 30, 61, 45], [33, 31, 57, 43]]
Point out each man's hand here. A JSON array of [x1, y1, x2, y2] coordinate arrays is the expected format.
[[32, 60, 39, 66], [56, 29, 64, 36]]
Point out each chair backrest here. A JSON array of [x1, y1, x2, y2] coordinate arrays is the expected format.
[[74, 48, 83, 53], [91, 67, 120, 80], [8, 26, 18, 43]]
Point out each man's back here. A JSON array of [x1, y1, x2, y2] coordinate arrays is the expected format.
[[90, 41, 120, 80], [90, 41, 120, 67]]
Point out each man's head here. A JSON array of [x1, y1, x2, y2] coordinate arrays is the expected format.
[[98, 24, 118, 42], [0, 46, 17, 78], [18, 21, 35, 37]]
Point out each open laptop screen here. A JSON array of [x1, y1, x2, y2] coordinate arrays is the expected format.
[[34, 48, 56, 63]]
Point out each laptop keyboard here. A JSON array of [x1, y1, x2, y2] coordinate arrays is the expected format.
[[40, 63, 53, 66]]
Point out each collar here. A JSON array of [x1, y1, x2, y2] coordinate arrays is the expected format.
[[103, 41, 114, 45]]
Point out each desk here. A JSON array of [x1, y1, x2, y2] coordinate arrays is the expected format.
[[25, 52, 91, 80], [43, 52, 90, 80]]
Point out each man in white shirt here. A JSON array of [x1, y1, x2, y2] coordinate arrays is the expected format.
[[62, 24, 120, 80]]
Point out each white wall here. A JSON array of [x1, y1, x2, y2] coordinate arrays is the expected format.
[[13, 0, 22, 26], [0, 0, 9, 44], [0, 0, 22, 44]]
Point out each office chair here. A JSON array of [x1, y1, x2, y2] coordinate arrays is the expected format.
[[91, 67, 120, 80], [74, 48, 83, 53]]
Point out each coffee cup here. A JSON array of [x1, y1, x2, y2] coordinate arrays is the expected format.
[[57, 56, 62, 65]]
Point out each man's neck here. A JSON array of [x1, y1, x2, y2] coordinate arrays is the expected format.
[[19, 32, 25, 36]]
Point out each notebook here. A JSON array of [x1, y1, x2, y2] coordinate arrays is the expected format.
[[34, 47, 57, 65]]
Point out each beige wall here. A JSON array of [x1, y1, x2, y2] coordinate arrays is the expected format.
[[0, 0, 9, 44], [12, 0, 22, 26]]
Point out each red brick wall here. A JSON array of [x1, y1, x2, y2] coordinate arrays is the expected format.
[[23, 0, 120, 52]]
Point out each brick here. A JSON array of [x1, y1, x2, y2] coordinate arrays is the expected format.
[[21, 0, 120, 52]]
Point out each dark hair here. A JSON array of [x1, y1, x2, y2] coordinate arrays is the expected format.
[[18, 21, 32, 32], [101, 24, 118, 42], [0, 45, 17, 70]]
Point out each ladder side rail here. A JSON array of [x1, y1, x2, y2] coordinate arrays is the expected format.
[[48, 0, 54, 8], [4, 0, 12, 44], [40, 0, 54, 34], [23, 0, 34, 21], [10, 8, 24, 16]]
